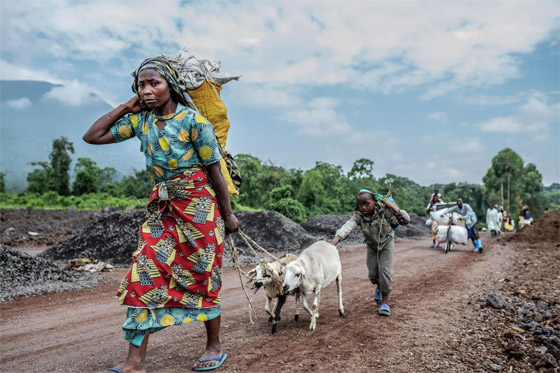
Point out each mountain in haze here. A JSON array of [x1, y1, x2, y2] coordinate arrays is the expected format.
[[0, 80, 145, 191]]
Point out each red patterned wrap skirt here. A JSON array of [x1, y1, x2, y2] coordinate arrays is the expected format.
[[116, 167, 225, 309]]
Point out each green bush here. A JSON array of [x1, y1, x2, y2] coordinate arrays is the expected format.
[[266, 197, 307, 223], [0, 192, 147, 211]]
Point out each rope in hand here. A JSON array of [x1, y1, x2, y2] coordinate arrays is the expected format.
[[224, 229, 282, 323], [377, 183, 392, 277], [225, 235, 257, 323]]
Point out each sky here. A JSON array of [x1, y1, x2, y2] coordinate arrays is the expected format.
[[1, 0, 559, 188]]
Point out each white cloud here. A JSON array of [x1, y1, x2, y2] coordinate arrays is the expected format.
[[281, 97, 352, 137], [6, 97, 31, 110], [42, 80, 101, 106], [479, 93, 559, 135], [427, 112, 448, 125], [2, 1, 557, 99], [0, 59, 61, 84], [462, 94, 521, 106], [230, 84, 302, 109]]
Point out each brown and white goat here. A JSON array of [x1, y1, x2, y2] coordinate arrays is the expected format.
[[246, 253, 299, 334]]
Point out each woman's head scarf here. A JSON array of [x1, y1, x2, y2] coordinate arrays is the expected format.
[[131, 56, 197, 111]]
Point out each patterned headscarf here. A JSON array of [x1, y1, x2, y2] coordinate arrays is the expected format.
[[131, 56, 197, 111]]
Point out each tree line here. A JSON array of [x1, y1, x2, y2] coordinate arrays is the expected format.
[[0, 137, 556, 224]]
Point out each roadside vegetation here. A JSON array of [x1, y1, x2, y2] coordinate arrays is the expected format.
[[0, 137, 556, 224]]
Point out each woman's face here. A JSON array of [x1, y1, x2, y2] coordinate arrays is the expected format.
[[137, 69, 172, 110], [358, 193, 375, 215]]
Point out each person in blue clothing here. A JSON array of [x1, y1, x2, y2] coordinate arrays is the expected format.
[[446, 197, 483, 253]]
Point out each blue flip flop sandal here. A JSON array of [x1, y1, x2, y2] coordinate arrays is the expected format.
[[378, 303, 391, 316], [105, 369, 123, 373], [374, 288, 382, 304], [193, 353, 228, 371]]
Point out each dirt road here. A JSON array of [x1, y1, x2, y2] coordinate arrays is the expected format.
[[0, 234, 553, 372]]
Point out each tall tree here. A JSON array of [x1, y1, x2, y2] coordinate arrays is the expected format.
[[49, 137, 75, 196], [73, 157, 101, 195], [0, 172, 5, 193], [297, 162, 351, 215], [348, 158, 375, 180], [26, 161, 52, 194], [519, 163, 548, 216], [483, 148, 524, 213]]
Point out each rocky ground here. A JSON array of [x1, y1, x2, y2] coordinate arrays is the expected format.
[[440, 210, 560, 372], [0, 207, 102, 247], [0, 244, 100, 302], [0, 208, 558, 372]]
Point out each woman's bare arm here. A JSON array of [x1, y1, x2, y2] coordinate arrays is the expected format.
[[83, 97, 141, 144], [206, 162, 238, 234]]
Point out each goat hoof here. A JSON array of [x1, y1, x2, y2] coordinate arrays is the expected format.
[[294, 315, 299, 322], [267, 317, 273, 323], [339, 310, 345, 317], [271, 327, 277, 335]]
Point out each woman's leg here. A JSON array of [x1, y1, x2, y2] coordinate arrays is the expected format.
[[192, 316, 223, 369], [112, 330, 150, 373]]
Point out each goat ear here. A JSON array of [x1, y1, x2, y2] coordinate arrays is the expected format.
[[247, 269, 256, 278]]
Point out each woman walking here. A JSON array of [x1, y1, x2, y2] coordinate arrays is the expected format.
[[83, 56, 238, 372]]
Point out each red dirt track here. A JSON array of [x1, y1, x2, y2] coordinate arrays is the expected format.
[[4, 231, 546, 373]]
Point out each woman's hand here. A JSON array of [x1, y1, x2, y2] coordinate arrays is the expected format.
[[223, 212, 239, 234], [126, 96, 143, 114], [331, 237, 340, 246]]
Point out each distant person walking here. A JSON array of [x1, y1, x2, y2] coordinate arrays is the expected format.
[[331, 188, 410, 317], [486, 203, 500, 238], [427, 192, 444, 248], [83, 56, 238, 372], [446, 197, 483, 253], [497, 205, 504, 233], [519, 205, 533, 228]]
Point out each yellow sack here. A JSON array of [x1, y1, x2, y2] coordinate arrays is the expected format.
[[188, 80, 230, 149], [188, 80, 238, 195]]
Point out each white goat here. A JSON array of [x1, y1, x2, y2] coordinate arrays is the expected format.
[[246, 253, 299, 334], [282, 241, 344, 331]]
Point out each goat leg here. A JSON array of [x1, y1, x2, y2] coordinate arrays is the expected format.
[[336, 273, 345, 317], [265, 296, 274, 322], [300, 294, 313, 317], [294, 292, 300, 321], [271, 295, 287, 335]]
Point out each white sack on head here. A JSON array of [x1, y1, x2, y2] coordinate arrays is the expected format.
[[164, 48, 241, 89]]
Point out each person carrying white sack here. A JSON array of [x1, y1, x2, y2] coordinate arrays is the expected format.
[[447, 197, 484, 253]]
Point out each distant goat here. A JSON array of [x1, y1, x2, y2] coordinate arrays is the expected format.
[[247, 253, 299, 334], [282, 241, 344, 331]]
